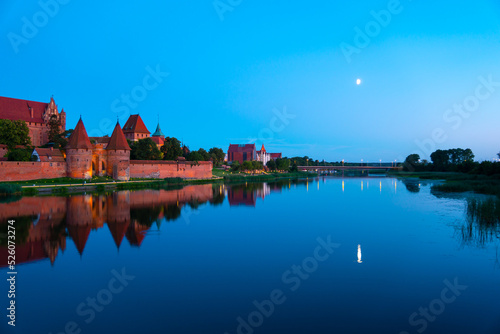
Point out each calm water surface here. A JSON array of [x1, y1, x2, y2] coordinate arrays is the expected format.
[[1, 177, 499, 334]]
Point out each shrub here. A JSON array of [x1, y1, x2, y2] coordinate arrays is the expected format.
[[0, 184, 22, 195]]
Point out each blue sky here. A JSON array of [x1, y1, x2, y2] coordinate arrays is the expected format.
[[1, 0, 500, 161]]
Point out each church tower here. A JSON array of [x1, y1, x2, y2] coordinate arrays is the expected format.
[[65, 118, 93, 179]]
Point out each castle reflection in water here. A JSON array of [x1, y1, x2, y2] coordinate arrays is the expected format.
[[0, 180, 308, 267]]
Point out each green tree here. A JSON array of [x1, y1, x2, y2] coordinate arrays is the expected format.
[[7, 148, 32, 162], [161, 137, 183, 160], [403, 154, 420, 171], [230, 160, 241, 172], [276, 158, 290, 171], [0, 119, 31, 149], [252, 160, 264, 170], [47, 115, 62, 145], [52, 129, 73, 149], [209, 147, 225, 166], [130, 138, 162, 160], [197, 148, 210, 161], [430, 149, 450, 171], [242, 161, 253, 171], [266, 159, 277, 171], [186, 151, 204, 162]]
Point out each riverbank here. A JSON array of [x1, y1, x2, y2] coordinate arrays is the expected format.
[[389, 171, 500, 197], [0, 171, 317, 196]]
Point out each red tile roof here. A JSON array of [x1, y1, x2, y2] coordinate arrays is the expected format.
[[123, 114, 150, 134], [0, 96, 48, 123], [106, 122, 131, 150], [33, 148, 65, 162], [66, 118, 93, 149], [150, 136, 164, 146]]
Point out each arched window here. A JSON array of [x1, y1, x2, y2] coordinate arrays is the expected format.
[[92, 161, 96, 172]]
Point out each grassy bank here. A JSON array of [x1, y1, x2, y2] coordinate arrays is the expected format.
[[389, 171, 500, 197]]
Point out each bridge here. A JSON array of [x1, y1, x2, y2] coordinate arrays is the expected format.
[[298, 164, 402, 173]]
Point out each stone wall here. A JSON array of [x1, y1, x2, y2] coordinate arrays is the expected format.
[[130, 160, 212, 179], [0, 161, 67, 181], [0, 159, 211, 181]]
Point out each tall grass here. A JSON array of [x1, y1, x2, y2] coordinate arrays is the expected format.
[[460, 198, 500, 247]]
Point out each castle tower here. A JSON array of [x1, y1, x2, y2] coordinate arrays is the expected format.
[[60, 108, 66, 132], [152, 122, 165, 139], [106, 121, 131, 181], [65, 118, 93, 179]]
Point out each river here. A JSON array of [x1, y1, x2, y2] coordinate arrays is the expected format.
[[0, 177, 499, 334]]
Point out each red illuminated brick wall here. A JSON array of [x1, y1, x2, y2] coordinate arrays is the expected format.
[[0, 161, 67, 181], [130, 161, 212, 179]]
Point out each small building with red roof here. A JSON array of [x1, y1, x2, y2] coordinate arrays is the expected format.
[[32, 147, 65, 162]]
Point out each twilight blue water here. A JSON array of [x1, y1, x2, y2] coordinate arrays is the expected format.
[[1, 177, 499, 334]]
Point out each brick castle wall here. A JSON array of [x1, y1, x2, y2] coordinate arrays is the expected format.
[[0, 159, 211, 181], [66, 148, 93, 179], [107, 150, 130, 181], [0, 161, 66, 181], [130, 161, 212, 179]]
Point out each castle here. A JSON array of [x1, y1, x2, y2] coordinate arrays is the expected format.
[[227, 143, 282, 165], [0, 96, 212, 182], [0, 96, 65, 147]]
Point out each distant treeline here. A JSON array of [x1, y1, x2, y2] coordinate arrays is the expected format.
[[404, 148, 500, 175]]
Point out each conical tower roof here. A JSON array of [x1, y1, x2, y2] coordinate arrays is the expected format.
[[260, 144, 266, 152], [107, 221, 130, 249], [106, 121, 131, 150], [66, 118, 93, 149], [152, 123, 165, 137], [67, 224, 91, 255]]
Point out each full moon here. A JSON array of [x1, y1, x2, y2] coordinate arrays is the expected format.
[[356, 79, 362, 85]]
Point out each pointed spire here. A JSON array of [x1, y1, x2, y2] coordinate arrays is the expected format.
[[106, 121, 131, 150], [66, 118, 93, 149], [152, 122, 165, 138]]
